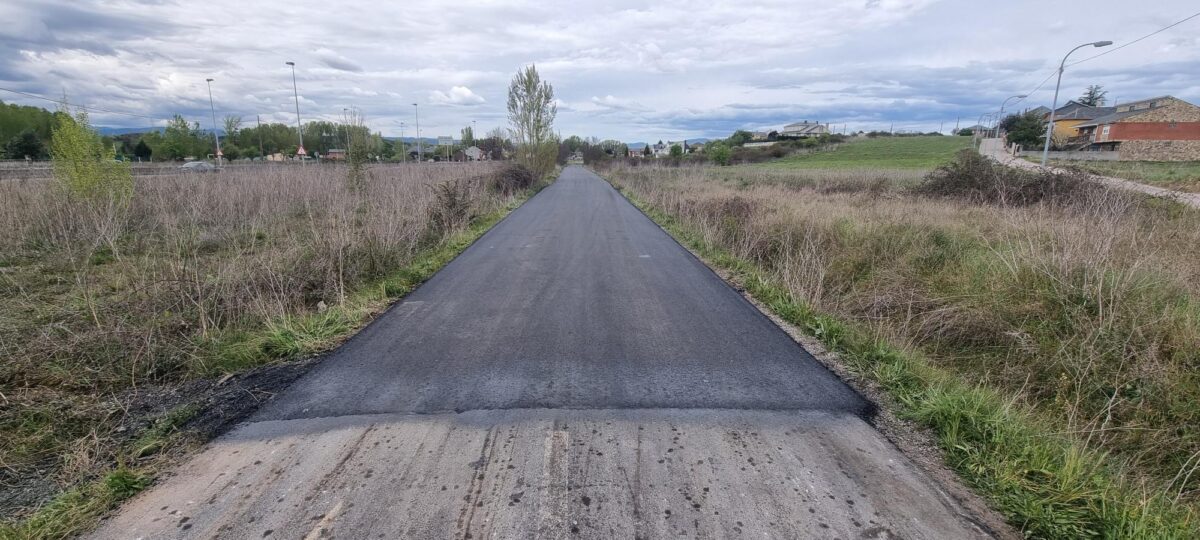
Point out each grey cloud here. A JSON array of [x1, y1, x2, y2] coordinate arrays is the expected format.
[[1, 0, 1197, 141]]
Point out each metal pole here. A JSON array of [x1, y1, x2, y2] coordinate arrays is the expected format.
[[256, 114, 264, 158], [413, 103, 421, 161], [994, 95, 1028, 139], [1042, 41, 1111, 166], [286, 61, 305, 164], [974, 113, 989, 150], [399, 122, 405, 163], [206, 78, 221, 166]]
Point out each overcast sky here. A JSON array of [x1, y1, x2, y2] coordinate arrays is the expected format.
[[2, 0, 1198, 142]]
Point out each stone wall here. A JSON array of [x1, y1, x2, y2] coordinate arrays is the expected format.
[[1120, 139, 1200, 161], [1017, 150, 1122, 161], [1124, 98, 1200, 123]]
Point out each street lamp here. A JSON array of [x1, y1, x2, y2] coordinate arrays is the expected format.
[[205, 78, 222, 166], [974, 112, 992, 150], [413, 103, 421, 161], [1041, 40, 1112, 165], [398, 121, 406, 162], [993, 94, 1028, 138], [286, 61, 305, 164]]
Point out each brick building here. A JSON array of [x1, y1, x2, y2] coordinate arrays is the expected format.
[[1074, 96, 1200, 161]]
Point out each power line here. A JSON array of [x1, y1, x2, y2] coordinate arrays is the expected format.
[[0, 86, 165, 121], [1068, 10, 1200, 67], [1006, 9, 1200, 111]]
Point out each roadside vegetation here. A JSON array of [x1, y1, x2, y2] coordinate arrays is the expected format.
[[1043, 159, 1200, 193], [0, 107, 540, 536], [601, 152, 1200, 538]]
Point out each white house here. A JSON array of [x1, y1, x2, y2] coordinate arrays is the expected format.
[[781, 121, 829, 137]]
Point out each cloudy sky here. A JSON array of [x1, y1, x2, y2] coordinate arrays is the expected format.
[[2, 0, 1198, 142]]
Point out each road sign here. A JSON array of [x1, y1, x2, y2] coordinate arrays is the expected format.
[[297, 146, 307, 156], [437, 136, 453, 146]]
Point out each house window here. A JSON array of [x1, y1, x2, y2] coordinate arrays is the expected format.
[[1101, 125, 1110, 139]]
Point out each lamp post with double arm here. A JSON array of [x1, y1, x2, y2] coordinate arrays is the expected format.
[[1041, 41, 1112, 165]]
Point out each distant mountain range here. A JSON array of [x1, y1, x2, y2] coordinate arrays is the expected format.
[[96, 126, 165, 135]]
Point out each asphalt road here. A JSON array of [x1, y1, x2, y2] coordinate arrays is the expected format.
[[90, 166, 991, 539]]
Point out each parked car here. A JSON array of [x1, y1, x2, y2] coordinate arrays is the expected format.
[[179, 161, 217, 173]]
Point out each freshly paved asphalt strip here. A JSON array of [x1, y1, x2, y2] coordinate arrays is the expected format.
[[90, 166, 990, 539]]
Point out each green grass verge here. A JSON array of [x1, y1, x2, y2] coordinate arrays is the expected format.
[[0, 191, 536, 540], [1043, 160, 1200, 193], [763, 135, 973, 170], [614, 185, 1197, 539]]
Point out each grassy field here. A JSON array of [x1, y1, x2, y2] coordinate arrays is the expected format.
[[0, 162, 537, 536], [603, 159, 1200, 538], [762, 135, 973, 170], [1047, 159, 1200, 193]]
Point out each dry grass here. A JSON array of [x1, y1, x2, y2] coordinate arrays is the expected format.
[[606, 161, 1200, 531], [0, 162, 514, 519]]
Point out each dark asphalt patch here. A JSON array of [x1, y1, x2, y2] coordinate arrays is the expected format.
[[254, 166, 869, 421]]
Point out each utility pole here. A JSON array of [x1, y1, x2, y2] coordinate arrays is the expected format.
[[205, 78, 222, 166], [1042, 40, 1112, 165], [399, 121, 406, 163], [286, 61, 306, 164], [256, 115, 264, 158], [412, 103, 421, 161]]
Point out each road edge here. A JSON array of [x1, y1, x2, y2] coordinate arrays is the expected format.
[[592, 167, 1019, 539]]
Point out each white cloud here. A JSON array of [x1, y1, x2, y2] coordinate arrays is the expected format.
[[429, 86, 486, 106], [0, 0, 1197, 140], [590, 95, 646, 111]]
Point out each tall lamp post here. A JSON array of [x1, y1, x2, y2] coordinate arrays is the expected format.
[[993, 94, 1028, 139], [1041, 41, 1112, 165], [205, 78, 222, 166], [412, 103, 422, 162], [974, 112, 991, 150], [286, 61, 306, 164], [398, 121, 406, 163]]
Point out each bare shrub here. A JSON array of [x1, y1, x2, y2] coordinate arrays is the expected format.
[[430, 179, 475, 233], [915, 149, 1099, 206], [489, 163, 537, 195]]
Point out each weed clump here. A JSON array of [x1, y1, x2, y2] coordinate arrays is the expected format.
[[915, 150, 1097, 206], [489, 163, 537, 195]]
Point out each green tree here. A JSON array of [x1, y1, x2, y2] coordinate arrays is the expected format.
[[642, 145, 651, 157], [1079, 85, 1108, 107], [506, 64, 557, 178], [50, 108, 132, 200], [0, 100, 58, 143], [133, 139, 152, 161], [727, 130, 753, 147], [563, 135, 584, 152], [1000, 112, 1046, 149], [3, 129, 45, 159], [460, 125, 475, 147], [669, 144, 683, 158], [344, 109, 370, 190], [160, 114, 202, 160], [708, 142, 732, 166]]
